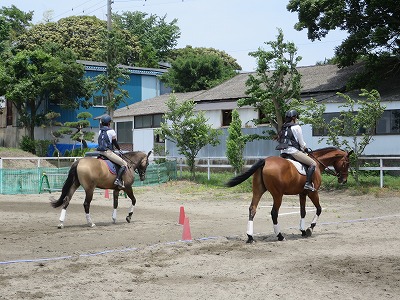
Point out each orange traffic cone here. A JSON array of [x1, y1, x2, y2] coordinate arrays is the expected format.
[[105, 189, 110, 199], [182, 217, 192, 241], [178, 206, 185, 225]]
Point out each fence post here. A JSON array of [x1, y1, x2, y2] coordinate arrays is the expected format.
[[380, 158, 383, 188], [207, 158, 210, 180]]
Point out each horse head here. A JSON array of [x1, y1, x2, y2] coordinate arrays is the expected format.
[[332, 149, 353, 184], [136, 151, 152, 181]]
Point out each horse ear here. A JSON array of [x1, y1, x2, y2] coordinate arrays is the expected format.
[[347, 150, 354, 157], [147, 151, 152, 159]]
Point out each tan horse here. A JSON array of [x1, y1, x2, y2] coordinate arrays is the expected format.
[[226, 147, 353, 242], [51, 151, 152, 228]]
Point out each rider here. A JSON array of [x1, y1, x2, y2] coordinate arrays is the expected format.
[[278, 109, 318, 191], [97, 114, 128, 189]]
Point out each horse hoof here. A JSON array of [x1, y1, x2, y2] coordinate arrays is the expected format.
[[301, 230, 307, 237], [112, 218, 116, 224], [277, 233, 285, 241], [88, 223, 96, 227], [306, 228, 313, 237], [58, 224, 64, 229], [126, 216, 131, 223], [246, 234, 255, 243]]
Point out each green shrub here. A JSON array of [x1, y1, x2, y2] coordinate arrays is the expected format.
[[19, 136, 36, 154]]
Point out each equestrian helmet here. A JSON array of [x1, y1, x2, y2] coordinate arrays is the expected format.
[[101, 114, 112, 124], [285, 109, 299, 119]]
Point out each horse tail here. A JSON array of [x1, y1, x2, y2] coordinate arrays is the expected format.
[[51, 161, 80, 208], [225, 159, 265, 187]]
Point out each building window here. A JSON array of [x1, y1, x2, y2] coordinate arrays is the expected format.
[[314, 109, 400, 136], [93, 95, 107, 107], [117, 121, 133, 144], [312, 112, 340, 136], [222, 110, 232, 126], [134, 114, 164, 129], [376, 110, 400, 134]]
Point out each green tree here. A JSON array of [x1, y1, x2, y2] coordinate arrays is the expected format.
[[287, 0, 400, 68], [169, 46, 242, 70], [161, 48, 237, 92], [0, 5, 33, 55], [44, 111, 63, 156], [159, 94, 221, 180], [226, 109, 246, 174], [113, 11, 180, 67], [16, 15, 141, 66], [316, 89, 385, 183], [0, 5, 33, 41], [238, 29, 303, 139], [0, 47, 92, 143], [94, 28, 131, 117], [59, 112, 95, 149]]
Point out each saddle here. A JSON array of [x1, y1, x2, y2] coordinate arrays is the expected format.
[[97, 156, 120, 175], [280, 153, 307, 175]]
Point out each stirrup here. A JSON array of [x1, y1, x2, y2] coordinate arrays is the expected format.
[[114, 179, 125, 188], [304, 183, 315, 191]]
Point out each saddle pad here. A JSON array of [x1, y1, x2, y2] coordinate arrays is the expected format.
[[286, 159, 307, 175], [98, 158, 118, 175]]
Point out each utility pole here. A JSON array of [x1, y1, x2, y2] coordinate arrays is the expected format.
[[107, 0, 112, 31], [106, 0, 112, 115]]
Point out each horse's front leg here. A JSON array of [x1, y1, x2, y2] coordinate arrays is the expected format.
[[112, 189, 119, 223], [125, 186, 137, 223], [306, 192, 322, 237], [83, 189, 95, 227]]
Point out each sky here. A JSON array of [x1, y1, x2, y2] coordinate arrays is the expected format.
[[1, 0, 348, 71]]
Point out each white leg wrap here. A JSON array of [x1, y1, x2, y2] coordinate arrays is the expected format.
[[129, 205, 134, 214], [86, 213, 92, 224], [246, 221, 254, 236], [273, 224, 280, 236], [311, 215, 319, 224], [299, 218, 306, 231], [59, 209, 67, 222], [112, 209, 117, 220]]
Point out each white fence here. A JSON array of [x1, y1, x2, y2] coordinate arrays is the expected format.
[[0, 156, 399, 188], [156, 156, 400, 188]]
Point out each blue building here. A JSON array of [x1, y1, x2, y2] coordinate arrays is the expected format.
[[49, 60, 169, 127], [29, 60, 171, 154]]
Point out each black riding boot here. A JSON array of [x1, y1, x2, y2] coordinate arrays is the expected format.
[[114, 166, 126, 188], [304, 165, 316, 191]]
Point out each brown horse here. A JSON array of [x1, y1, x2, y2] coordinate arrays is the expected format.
[[51, 151, 152, 228], [226, 147, 353, 242]]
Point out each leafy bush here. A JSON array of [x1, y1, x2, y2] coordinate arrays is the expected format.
[[19, 136, 36, 154]]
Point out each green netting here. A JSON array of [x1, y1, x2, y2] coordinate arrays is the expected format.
[[0, 161, 177, 195]]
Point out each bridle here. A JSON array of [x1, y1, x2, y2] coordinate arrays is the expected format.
[[120, 152, 148, 178], [308, 152, 348, 179]]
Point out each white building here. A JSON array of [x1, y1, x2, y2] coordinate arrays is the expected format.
[[113, 63, 400, 157]]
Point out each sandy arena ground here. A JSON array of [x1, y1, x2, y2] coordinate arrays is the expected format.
[[1, 181, 400, 300]]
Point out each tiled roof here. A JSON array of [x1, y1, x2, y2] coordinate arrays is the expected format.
[[114, 63, 399, 117], [114, 91, 205, 117]]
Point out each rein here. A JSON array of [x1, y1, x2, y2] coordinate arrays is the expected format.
[[308, 152, 340, 177]]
